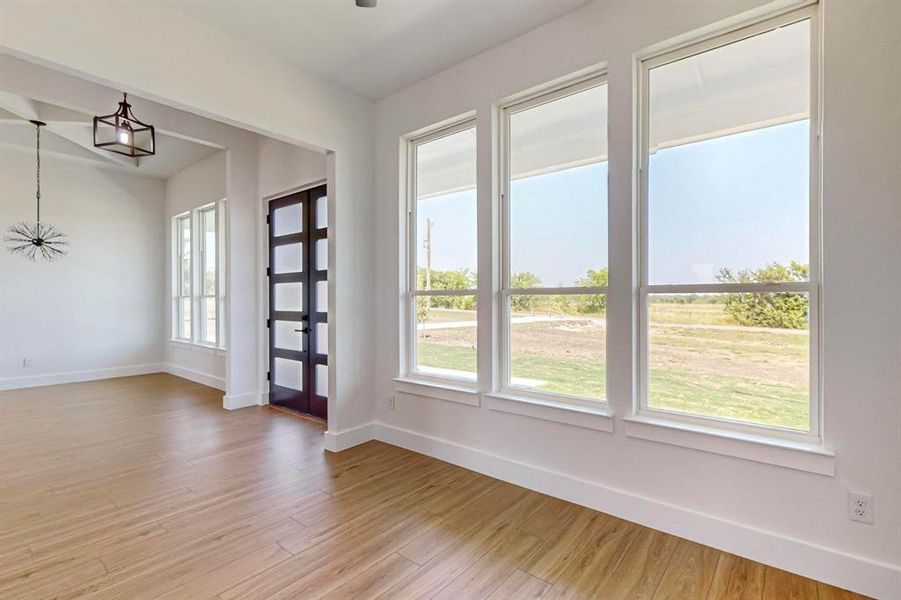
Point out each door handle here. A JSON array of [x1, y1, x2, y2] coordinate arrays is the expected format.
[[295, 327, 310, 334]]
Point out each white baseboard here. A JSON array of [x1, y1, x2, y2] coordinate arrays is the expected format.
[[163, 363, 226, 391], [324, 423, 375, 453], [372, 422, 899, 600], [0, 363, 164, 391], [223, 391, 261, 410]]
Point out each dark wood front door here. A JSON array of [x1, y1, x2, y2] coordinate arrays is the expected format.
[[267, 185, 328, 419]]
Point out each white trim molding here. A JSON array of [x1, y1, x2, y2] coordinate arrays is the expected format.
[[324, 423, 376, 453], [623, 415, 834, 476], [371, 422, 897, 599], [163, 363, 226, 391], [484, 392, 614, 433], [394, 377, 480, 406], [223, 391, 261, 411], [0, 363, 163, 391]]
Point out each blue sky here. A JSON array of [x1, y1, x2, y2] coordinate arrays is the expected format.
[[417, 120, 809, 286]]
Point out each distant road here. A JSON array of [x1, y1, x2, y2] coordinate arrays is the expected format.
[[419, 314, 806, 335]]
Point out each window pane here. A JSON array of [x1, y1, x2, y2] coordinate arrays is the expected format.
[[315, 280, 327, 313], [415, 126, 477, 288], [202, 209, 216, 296], [178, 216, 191, 296], [315, 322, 328, 355], [202, 297, 217, 344], [507, 294, 606, 400], [648, 20, 810, 284], [273, 320, 303, 351], [179, 297, 191, 339], [415, 295, 476, 381], [272, 203, 302, 237], [273, 357, 303, 391], [315, 238, 327, 272], [274, 282, 303, 312], [508, 83, 607, 288], [273, 243, 302, 274], [316, 195, 328, 229], [315, 364, 328, 397], [647, 293, 809, 429]]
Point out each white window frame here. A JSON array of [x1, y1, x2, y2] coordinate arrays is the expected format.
[[402, 117, 479, 387], [635, 6, 821, 442], [171, 200, 227, 350], [497, 73, 610, 410]]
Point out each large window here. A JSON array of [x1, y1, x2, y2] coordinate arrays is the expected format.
[[500, 75, 608, 404], [405, 120, 478, 382], [638, 10, 819, 436], [172, 202, 226, 348]]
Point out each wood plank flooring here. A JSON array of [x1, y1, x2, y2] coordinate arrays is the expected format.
[[0, 374, 868, 599]]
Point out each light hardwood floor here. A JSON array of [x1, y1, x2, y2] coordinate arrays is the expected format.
[[0, 374, 867, 599]]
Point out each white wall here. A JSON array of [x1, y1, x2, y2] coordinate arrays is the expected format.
[[164, 151, 227, 390], [372, 0, 901, 597], [0, 147, 166, 389], [255, 136, 329, 404], [257, 137, 328, 200]]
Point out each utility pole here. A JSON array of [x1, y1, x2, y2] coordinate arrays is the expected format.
[[424, 218, 433, 311], [424, 217, 433, 290]]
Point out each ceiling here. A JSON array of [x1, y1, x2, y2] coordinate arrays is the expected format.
[[0, 95, 220, 179], [158, 0, 590, 99]]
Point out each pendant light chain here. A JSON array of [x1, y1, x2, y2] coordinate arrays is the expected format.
[[35, 122, 41, 224], [5, 119, 68, 261]]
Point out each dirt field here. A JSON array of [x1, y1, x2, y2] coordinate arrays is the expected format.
[[416, 303, 810, 429]]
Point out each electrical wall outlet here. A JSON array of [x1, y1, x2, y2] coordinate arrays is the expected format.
[[387, 395, 396, 410], [22, 358, 33, 368], [848, 492, 874, 524]]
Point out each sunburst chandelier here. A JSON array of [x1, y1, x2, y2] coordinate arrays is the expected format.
[[5, 120, 69, 261]]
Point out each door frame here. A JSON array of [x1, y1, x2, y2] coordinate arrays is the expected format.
[[259, 178, 329, 418]]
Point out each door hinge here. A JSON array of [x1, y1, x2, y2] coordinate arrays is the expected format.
[[266, 318, 270, 328], [266, 371, 271, 381], [266, 215, 270, 225], [266, 267, 271, 277]]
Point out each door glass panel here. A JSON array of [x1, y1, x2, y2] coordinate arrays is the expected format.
[[274, 357, 303, 391], [273, 243, 303, 274], [315, 364, 328, 397], [274, 282, 303, 312], [315, 322, 328, 355], [316, 280, 328, 313], [316, 196, 328, 229], [274, 320, 303, 351], [315, 238, 327, 271], [272, 203, 302, 237]]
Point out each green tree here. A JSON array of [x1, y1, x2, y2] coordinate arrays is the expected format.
[[716, 261, 809, 329], [415, 268, 477, 322], [576, 268, 608, 315], [510, 271, 541, 313]]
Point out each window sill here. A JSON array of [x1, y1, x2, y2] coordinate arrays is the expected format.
[[169, 340, 227, 356], [393, 377, 480, 406], [484, 392, 614, 433], [623, 415, 834, 476]]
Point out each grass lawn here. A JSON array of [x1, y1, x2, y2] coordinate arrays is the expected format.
[[416, 302, 810, 430]]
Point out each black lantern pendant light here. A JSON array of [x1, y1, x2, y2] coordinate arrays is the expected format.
[[5, 121, 69, 261], [93, 92, 155, 157]]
